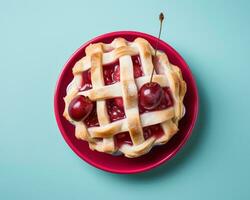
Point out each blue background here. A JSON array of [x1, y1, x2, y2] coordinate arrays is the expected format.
[[1, 0, 250, 199]]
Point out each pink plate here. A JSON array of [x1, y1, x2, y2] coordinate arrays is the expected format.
[[54, 31, 199, 174]]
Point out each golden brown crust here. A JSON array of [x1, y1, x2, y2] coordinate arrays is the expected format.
[[134, 38, 154, 75], [89, 44, 115, 152], [90, 122, 122, 138], [127, 114, 144, 145], [113, 46, 137, 60], [121, 80, 137, 109], [63, 37, 187, 158], [115, 39, 145, 147]]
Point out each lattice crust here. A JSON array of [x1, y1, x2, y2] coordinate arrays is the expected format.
[[63, 37, 186, 158]]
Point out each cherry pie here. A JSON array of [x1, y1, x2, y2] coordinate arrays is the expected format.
[[63, 37, 186, 158]]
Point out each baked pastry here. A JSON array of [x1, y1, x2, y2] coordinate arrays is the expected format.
[[63, 37, 186, 158]]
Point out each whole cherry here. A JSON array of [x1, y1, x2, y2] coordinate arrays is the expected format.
[[68, 95, 93, 121], [139, 82, 164, 110]]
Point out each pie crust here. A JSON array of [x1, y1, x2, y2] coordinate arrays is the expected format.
[[63, 37, 186, 158]]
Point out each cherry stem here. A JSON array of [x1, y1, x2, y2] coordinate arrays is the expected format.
[[149, 12, 164, 83]]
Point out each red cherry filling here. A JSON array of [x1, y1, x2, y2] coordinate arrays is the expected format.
[[84, 104, 99, 127], [103, 60, 120, 85], [68, 95, 93, 121], [160, 87, 173, 108], [103, 55, 143, 85], [114, 124, 164, 147], [113, 64, 120, 82], [132, 55, 143, 78], [134, 66, 143, 78], [143, 124, 164, 140], [139, 82, 164, 110], [80, 69, 92, 91], [114, 97, 124, 108], [109, 106, 125, 121], [106, 99, 125, 122], [115, 132, 132, 147]]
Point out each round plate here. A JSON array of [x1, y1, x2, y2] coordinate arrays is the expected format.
[[54, 31, 199, 174]]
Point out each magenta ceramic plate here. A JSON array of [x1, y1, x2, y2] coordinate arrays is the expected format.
[[54, 31, 199, 174]]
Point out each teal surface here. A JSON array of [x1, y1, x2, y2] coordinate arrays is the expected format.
[[1, 0, 250, 199]]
